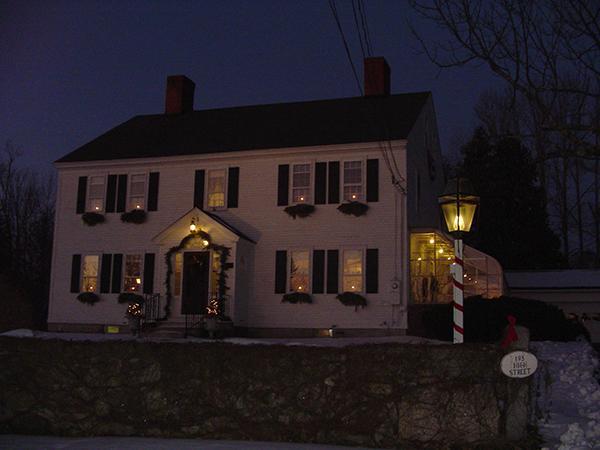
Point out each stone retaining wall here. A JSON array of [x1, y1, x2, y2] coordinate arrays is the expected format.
[[0, 337, 531, 448]]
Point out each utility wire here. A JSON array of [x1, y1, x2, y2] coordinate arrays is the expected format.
[[357, 0, 373, 55], [351, 0, 366, 59], [328, 0, 363, 95]]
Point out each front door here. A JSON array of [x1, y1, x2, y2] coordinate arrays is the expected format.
[[181, 251, 210, 314]]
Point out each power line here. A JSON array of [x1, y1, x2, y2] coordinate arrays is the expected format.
[[357, 0, 374, 56], [351, 0, 366, 59], [328, 0, 363, 95]]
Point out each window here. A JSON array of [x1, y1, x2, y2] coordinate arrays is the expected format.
[[174, 253, 182, 296], [87, 176, 105, 212], [82, 255, 99, 292], [342, 250, 362, 292], [289, 250, 309, 292], [207, 169, 226, 208], [128, 174, 146, 210], [292, 164, 311, 203], [124, 254, 142, 292], [343, 161, 362, 201]]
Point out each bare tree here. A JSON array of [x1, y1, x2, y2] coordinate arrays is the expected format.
[[0, 142, 55, 327], [410, 0, 600, 266], [409, 0, 600, 157]]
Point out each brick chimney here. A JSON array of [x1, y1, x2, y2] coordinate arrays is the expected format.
[[364, 57, 390, 96], [165, 75, 195, 114]]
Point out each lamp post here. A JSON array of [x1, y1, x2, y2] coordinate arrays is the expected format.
[[438, 178, 479, 344]]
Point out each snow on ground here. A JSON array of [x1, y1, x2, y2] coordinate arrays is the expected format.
[[0, 436, 377, 450], [0, 328, 445, 346], [532, 340, 600, 450]]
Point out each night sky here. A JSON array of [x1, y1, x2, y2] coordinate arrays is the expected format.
[[1, 0, 499, 173]]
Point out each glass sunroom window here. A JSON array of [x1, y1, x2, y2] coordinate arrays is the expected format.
[[289, 250, 309, 292], [292, 164, 310, 203], [343, 161, 362, 201], [82, 255, 99, 292], [343, 250, 362, 292], [124, 254, 142, 292]]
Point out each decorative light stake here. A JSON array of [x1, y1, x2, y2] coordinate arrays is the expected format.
[[438, 177, 479, 344]]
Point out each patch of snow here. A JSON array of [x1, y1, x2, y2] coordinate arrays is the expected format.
[[0, 328, 35, 337], [0, 435, 377, 450], [532, 340, 600, 449], [0, 329, 446, 346]]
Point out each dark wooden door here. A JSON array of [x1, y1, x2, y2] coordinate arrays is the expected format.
[[181, 251, 210, 314]]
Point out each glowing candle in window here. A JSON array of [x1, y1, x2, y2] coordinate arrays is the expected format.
[[136, 277, 141, 284], [290, 251, 309, 293]]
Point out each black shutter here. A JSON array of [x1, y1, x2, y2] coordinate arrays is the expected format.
[[366, 249, 379, 293], [76, 177, 87, 214], [116, 174, 128, 213], [147, 172, 160, 211], [105, 175, 117, 213], [275, 250, 287, 293], [227, 167, 239, 208], [70, 254, 81, 293], [314, 162, 327, 205], [111, 253, 123, 293], [312, 250, 325, 294], [367, 159, 379, 202], [328, 162, 340, 204], [100, 254, 112, 293], [326, 250, 339, 294], [277, 165, 289, 206], [143, 253, 155, 294], [194, 170, 205, 209]]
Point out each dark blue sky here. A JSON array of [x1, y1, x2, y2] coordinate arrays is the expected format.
[[1, 0, 499, 173]]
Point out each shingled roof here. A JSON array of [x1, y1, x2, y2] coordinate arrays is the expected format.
[[56, 92, 430, 163]]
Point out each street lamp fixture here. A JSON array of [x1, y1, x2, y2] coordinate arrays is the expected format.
[[438, 177, 479, 344]]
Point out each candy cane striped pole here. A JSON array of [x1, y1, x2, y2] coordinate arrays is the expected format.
[[452, 238, 464, 344]]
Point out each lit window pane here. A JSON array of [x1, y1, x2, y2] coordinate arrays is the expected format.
[[174, 253, 182, 296], [290, 251, 309, 292], [124, 254, 142, 292], [343, 161, 362, 201], [82, 255, 99, 292], [208, 170, 226, 207], [292, 164, 311, 203], [87, 176, 105, 212], [343, 250, 362, 292], [129, 174, 146, 210]]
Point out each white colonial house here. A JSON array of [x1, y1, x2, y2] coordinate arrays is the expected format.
[[49, 57, 496, 337]]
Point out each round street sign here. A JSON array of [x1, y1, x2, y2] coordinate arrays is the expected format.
[[501, 351, 538, 378]]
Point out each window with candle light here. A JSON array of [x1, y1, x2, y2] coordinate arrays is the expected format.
[[343, 161, 362, 201], [124, 254, 142, 292], [82, 255, 99, 292], [342, 250, 363, 292], [292, 164, 311, 203], [128, 174, 146, 210], [87, 176, 105, 212], [289, 250, 309, 292]]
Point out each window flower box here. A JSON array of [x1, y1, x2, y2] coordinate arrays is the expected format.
[[118, 292, 144, 304], [81, 212, 105, 226], [282, 292, 312, 304], [337, 201, 368, 217], [121, 209, 147, 224], [77, 292, 100, 305], [284, 204, 315, 219], [336, 291, 367, 310]]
